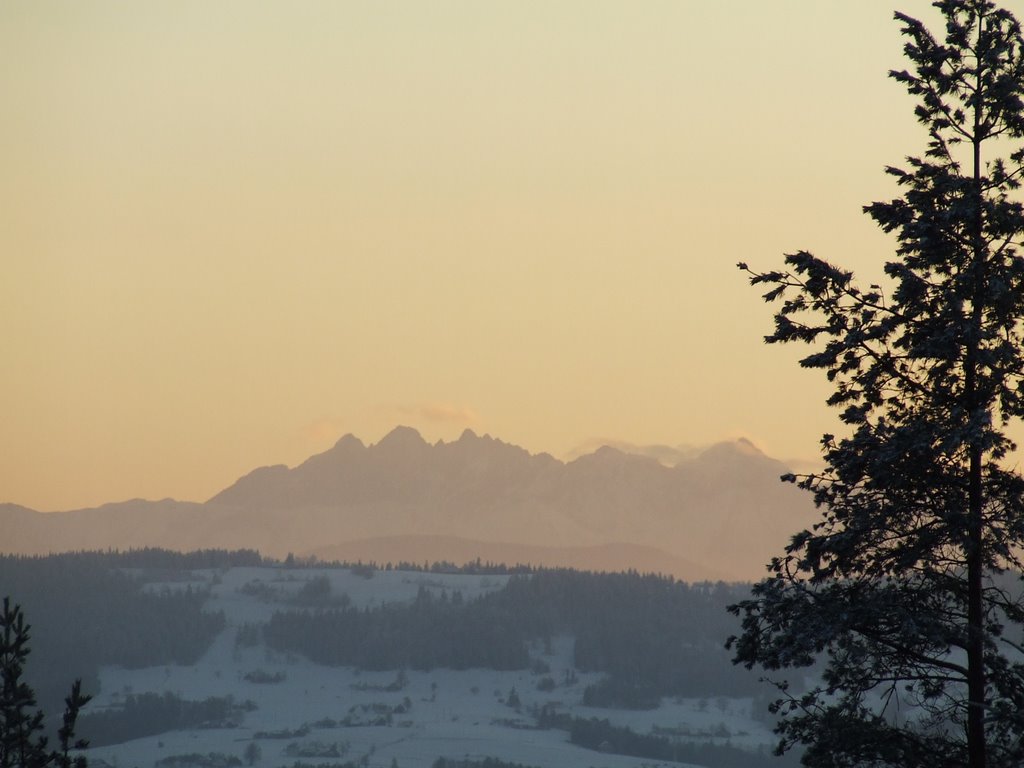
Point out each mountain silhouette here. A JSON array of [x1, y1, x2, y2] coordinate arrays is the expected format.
[[1, 427, 815, 581]]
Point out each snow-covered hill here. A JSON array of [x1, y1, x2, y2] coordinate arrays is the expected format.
[[82, 566, 779, 768]]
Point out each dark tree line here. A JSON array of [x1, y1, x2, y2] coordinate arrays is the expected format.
[[0, 550, 758, 715], [76, 693, 253, 748], [266, 570, 762, 703], [265, 586, 529, 671], [1, 549, 767, 727], [431, 760, 540, 768], [0, 555, 225, 722], [542, 709, 803, 768], [506, 571, 758, 700]]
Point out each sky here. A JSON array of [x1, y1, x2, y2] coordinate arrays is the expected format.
[[2, 1, 961, 511]]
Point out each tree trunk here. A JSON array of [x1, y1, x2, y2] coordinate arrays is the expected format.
[[967, 446, 986, 768], [966, 57, 987, 767]]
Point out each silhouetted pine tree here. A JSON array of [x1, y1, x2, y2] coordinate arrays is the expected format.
[[731, 2, 1024, 767], [1, 598, 89, 768]]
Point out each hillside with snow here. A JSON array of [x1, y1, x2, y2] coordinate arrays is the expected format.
[[6, 553, 798, 768]]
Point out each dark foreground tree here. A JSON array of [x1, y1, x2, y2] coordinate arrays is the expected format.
[[1, 598, 90, 768], [729, 2, 1024, 767]]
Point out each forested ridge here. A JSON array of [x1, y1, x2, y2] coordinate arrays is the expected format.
[[2, 549, 761, 721], [78, 693, 255, 747], [0, 552, 227, 719], [265, 569, 761, 704]]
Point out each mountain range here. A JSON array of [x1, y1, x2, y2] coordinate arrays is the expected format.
[[0, 426, 817, 581]]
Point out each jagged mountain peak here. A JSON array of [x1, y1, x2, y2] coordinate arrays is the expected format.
[[294, 433, 366, 473], [4, 428, 818, 581], [333, 433, 366, 450], [570, 444, 626, 464], [695, 438, 774, 465], [446, 428, 532, 459], [373, 425, 428, 451]]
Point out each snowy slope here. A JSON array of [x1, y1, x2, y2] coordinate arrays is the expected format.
[[84, 566, 777, 768]]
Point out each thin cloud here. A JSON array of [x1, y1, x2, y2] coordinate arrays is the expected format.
[[395, 402, 480, 426]]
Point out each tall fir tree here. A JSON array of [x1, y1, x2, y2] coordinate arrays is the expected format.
[[1, 598, 90, 768], [729, 2, 1024, 767]]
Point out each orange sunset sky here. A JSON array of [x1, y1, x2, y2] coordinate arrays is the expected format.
[[2, 2, 959, 511]]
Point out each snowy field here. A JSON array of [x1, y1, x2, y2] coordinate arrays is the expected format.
[[87, 567, 777, 768]]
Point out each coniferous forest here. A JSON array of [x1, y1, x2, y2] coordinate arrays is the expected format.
[[0, 551, 230, 718], [4, 547, 793, 768], [265, 569, 758, 704], [2, 549, 762, 728]]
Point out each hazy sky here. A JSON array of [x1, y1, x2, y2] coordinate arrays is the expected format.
[[3, 2, 956, 511]]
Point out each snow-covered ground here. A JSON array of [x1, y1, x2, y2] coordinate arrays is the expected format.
[[87, 567, 776, 768]]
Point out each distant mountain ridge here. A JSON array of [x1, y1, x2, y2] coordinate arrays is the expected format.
[[0, 427, 816, 581]]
